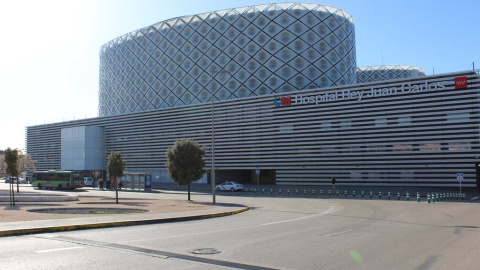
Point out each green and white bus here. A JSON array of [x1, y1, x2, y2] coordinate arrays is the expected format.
[[32, 170, 84, 190]]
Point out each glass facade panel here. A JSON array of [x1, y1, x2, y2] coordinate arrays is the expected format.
[[99, 3, 356, 116]]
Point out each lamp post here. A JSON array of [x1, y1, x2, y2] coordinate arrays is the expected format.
[[210, 68, 229, 204]]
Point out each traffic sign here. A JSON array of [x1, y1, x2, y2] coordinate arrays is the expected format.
[[456, 173, 464, 181], [256, 169, 260, 175]]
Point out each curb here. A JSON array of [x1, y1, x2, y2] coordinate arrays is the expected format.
[[0, 206, 249, 237], [0, 194, 79, 202]]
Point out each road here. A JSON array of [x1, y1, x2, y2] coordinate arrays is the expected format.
[[1, 187, 479, 269]]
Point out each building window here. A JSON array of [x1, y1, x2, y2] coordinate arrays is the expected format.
[[393, 144, 413, 151], [279, 125, 293, 133], [375, 118, 387, 126], [340, 121, 351, 128], [397, 116, 411, 125], [321, 122, 331, 129], [447, 112, 470, 123], [350, 172, 362, 180], [420, 143, 441, 151], [400, 171, 414, 179], [448, 142, 471, 150]]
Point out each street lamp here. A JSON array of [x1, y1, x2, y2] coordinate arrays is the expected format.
[[210, 67, 230, 204]]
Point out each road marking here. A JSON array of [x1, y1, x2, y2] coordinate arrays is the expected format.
[[35, 246, 84, 253], [323, 229, 353, 237], [121, 203, 337, 243], [260, 204, 336, 226]]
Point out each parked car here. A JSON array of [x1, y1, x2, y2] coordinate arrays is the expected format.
[[84, 177, 94, 187], [13, 178, 27, 184], [5, 177, 18, 184], [215, 181, 244, 192]]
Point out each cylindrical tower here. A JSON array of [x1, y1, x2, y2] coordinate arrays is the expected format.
[[99, 2, 356, 116], [356, 65, 426, 83]]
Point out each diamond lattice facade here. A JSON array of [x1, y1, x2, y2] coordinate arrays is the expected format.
[[356, 65, 426, 83], [99, 2, 356, 116]]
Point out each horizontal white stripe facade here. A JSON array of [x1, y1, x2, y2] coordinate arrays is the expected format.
[[26, 71, 480, 187]]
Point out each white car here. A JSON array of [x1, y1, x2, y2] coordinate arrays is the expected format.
[[215, 181, 244, 192]]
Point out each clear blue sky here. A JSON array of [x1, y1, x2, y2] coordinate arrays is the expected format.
[[1, 0, 478, 151]]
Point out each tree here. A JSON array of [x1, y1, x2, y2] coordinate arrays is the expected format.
[[17, 150, 37, 178], [0, 150, 37, 188], [107, 151, 126, 204], [4, 148, 19, 206], [166, 139, 207, 201]]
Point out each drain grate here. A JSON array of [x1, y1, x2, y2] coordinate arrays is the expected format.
[[192, 248, 221, 255]]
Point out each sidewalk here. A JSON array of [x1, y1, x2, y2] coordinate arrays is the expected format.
[[0, 189, 248, 237]]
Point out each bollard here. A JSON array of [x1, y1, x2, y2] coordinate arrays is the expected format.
[[362, 191, 364, 198], [370, 191, 373, 199], [320, 190, 323, 196], [436, 192, 439, 202], [254, 188, 257, 194], [304, 190, 307, 196], [336, 190, 339, 197], [388, 191, 391, 200], [432, 193, 436, 203], [406, 191, 410, 201], [427, 193, 431, 203], [439, 193, 442, 202], [353, 191, 356, 198], [345, 190, 348, 198], [379, 191, 382, 199], [312, 190, 315, 196], [417, 192, 420, 202], [279, 189, 282, 195], [296, 189, 298, 195], [287, 189, 290, 195], [262, 189, 265, 194], [397, 192, 400, 200], [443, 193, 446, 201], [463, 193, 466, 200], [328, 190, 331, 196]]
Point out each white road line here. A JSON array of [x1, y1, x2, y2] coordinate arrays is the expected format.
[[35, 246, 85, 253], [121, 203, 337, 243], [323, 229, 353, 237], [260, 204, 337, 226]]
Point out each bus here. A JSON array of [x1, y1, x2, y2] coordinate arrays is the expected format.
[[32, 170, 84, 190]]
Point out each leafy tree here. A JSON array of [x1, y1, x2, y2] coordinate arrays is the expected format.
[[166, 139, 207, 201], [0, 150, 37, 180], [107, 151, 126, 204], [4, 148, 18, 205], [17, 150, 37, 178]]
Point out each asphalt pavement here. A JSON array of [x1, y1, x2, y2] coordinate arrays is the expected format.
[[0, 182, 478, 238]]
